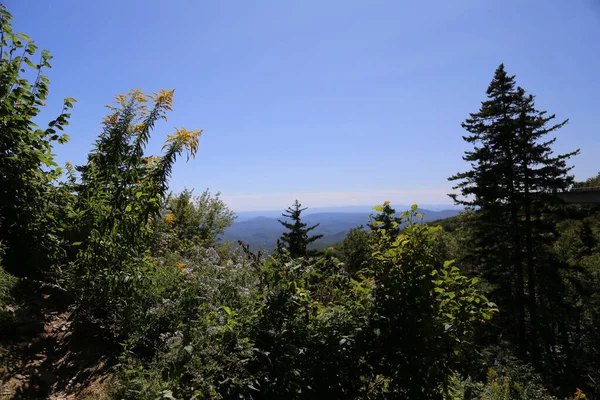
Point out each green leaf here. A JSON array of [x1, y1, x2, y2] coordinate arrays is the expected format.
[[373, 205, 383, 212], [125, 205, 132, 212], [222, 306, 233, 316], [23, 57, 35, 68]]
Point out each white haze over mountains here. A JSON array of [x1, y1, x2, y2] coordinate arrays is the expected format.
[[221, 189, 457, 213]]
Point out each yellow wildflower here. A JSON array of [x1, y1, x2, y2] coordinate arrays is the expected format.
[[175, 262, 185, 270], [128, 122, 147, 134], [141, 155, 161, 166], [102, 112, 119, 125], [130, 89, 147, 104], [163, 127, 202, 158], [165, 214, 175, 226], [150, 89, 174, 119], [115, 93, 127, 106]]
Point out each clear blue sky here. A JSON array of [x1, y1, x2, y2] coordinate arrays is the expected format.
[[9, 0, 600, 210]]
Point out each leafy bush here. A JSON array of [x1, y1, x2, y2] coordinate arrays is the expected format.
[[152, 188, 235, 257], [363, 205, 497, 397], [112, 245, 260, 399], [338, 225, 372, 275], [0, 5, 73, 277], [0, 243, 17, 323], [448, 367, 586, 400], [0, 266, 15, 308], [114, 205, 496, 399]]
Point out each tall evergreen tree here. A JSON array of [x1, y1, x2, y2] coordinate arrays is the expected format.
[[448, 64, 579, 362], [277, 200, 323, 258]]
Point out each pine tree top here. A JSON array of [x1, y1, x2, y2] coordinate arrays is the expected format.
[[277, 199, 323, 258], [449, 63, 579, 208]]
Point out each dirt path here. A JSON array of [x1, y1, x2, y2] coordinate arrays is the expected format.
[[0, 280, 113, 399]]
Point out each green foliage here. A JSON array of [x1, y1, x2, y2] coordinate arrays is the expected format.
[[153, 188, 235, 255], [448, 352, 588, 400], [0, 242, 17, 323], [0, 5, 73, 276], [0, 266, 14, 308], [573, 171, 600, 188], [114, 205, 495, 399], [277, 199, 324, 258], [112, 246, 261, 399], [241, 252, 372, 398], [547, 209, 600, 392], [366, 205, 496, 397], [448, 368, 560, 400], [339, 225, 372, 275], [64, 89, 202, 337], [369, 201, 403, 235], [448, 63, 579, 367]]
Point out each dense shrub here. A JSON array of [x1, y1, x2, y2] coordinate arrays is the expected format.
[[113, 206, 496, 399]]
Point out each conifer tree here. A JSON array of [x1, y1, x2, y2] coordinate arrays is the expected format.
[[449, 64, 579, 361], [277, 200, 323, 258]]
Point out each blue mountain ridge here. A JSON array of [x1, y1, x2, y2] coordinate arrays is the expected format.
[[222, 207, 461, 252]]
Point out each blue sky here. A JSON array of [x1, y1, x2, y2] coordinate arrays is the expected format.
[[9, 0, 600, 211]]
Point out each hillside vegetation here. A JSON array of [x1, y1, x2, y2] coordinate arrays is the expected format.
[[0, 6, 598, 399]]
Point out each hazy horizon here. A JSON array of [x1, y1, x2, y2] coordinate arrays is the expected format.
[[220, 189, 458, 212]]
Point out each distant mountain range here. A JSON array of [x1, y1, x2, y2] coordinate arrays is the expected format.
[[221, 206, 461, 252], [233, 204, 462, 222]]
